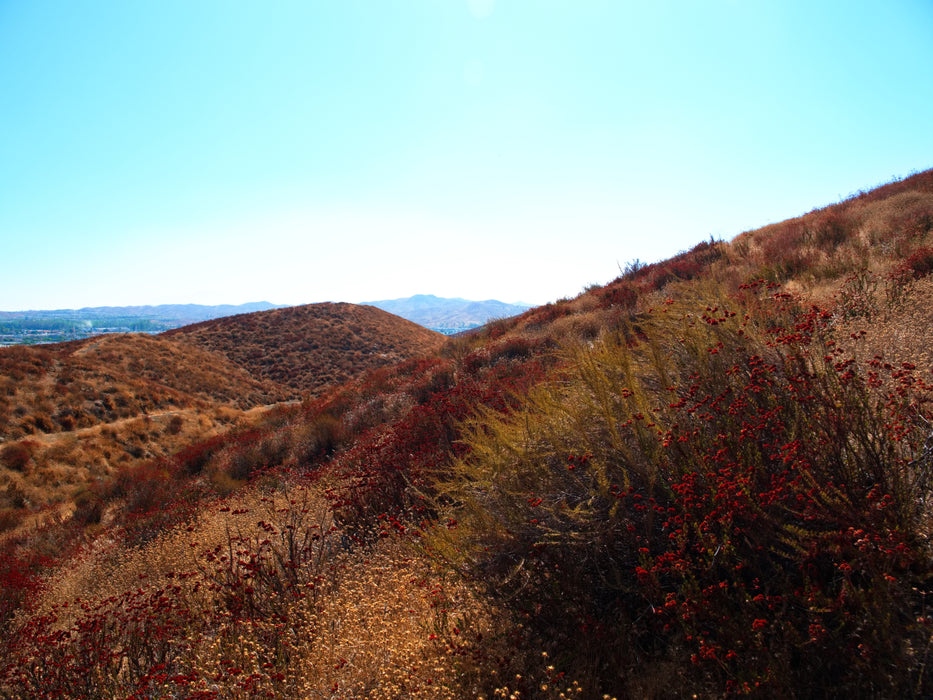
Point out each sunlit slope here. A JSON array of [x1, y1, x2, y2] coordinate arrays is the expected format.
[[2, 170, 933, 698], [163, 301, 447, 396], [0, 333, 287, 440]]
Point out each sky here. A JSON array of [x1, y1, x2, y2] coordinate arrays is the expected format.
[[1, 0, 932, 311]]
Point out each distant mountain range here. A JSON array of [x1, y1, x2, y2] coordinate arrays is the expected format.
[[361, 294, 531, 334], [0, 301, 284, 323], [0, 302, 287, 344], [0, 296, 530, 344]]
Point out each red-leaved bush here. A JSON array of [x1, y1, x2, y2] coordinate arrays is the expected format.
[[434, 282, 933, 697]]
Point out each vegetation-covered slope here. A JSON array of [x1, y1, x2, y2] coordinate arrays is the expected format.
[[164, 302, 446, 396], [1, 170, 932, 698], [0, 333, 284, 440], [0, 333, 291, 512]]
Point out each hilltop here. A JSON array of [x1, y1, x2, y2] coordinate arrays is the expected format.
[[163, 302, 446, 395], [1, 170, 932, 698]]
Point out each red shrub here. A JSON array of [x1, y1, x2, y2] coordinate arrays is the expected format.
[[644, 240, 724, 291], [811, 209, 857, 250], [899, 246, 933, 280], [523, 302, 572, 327], [440, 294, 933, 697], [601, 281, 639, 309], [0, 441, 36, 472]]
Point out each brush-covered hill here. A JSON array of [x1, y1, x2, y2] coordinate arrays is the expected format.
[[0, 333, 287, 440], [0, 333, 291, 509], [2, 170, 933, 699], [163, 301, 446, 396]]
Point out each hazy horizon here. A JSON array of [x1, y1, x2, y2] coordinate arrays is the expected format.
[[0, 294, 535, 315], [2, 1, 931, 310]]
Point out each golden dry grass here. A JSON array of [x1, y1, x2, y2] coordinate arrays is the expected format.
[[164, 302, 447, 396], [2, 170, 932, 698], [0, 332, 288, 441], [30, 478, 478, 698], [0, 407, 243, 516]]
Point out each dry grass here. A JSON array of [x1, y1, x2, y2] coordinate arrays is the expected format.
[[21, 477, 476, 698], [0, 408, 244, 515], [0, 333, 288, 441], [727, 171, 933, 300], [164, 302, 447, 397], [837, 274, 933, 380], [2, 169, 932, 698]]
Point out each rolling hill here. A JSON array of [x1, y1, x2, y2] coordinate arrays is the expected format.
[[0, 301, 444, 511], [0, 332, 292, 509], [0, 333, 288, 440], [1, 169, 932, 698], [162, 301, 446, 395]]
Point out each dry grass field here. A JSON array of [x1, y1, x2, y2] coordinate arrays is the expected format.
[[1, 170, 932, 698], [164, 302, 447, 396]]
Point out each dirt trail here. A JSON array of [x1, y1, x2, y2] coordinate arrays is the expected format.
[[71, 335, 108, 357], [20, 400, 300, 448], [22, 409, 191, 446]]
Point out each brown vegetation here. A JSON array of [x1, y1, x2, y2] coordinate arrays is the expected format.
[[1, 170, 932, 698], [0, 333, 287, 441], [164, 302, 446, 396], [0, 333, 294, 514]]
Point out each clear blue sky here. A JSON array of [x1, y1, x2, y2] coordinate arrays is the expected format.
[[2, 0, 931, 310]]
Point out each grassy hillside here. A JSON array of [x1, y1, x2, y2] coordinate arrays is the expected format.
[[1, 170, 932, 698], [0, 334, 293, 509], [164, 302, 447, 396]]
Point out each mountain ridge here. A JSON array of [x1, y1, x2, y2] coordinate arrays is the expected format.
[[361, 294, 531, 333], [0, 301, 285, 321]]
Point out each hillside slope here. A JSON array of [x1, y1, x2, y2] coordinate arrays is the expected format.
[[0, 333, 291, 509], [163, 302, 446, 396], [2, 170, 933, 699], [0, 333, 287, 440]]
